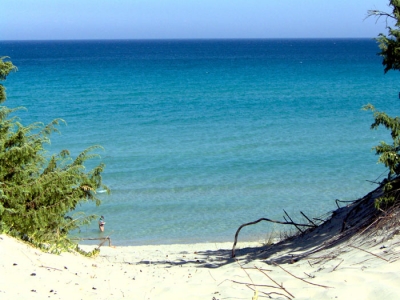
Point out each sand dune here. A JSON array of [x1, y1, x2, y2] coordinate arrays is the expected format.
[[1, 230, 400, 300]]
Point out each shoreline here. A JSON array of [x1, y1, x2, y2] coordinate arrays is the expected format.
[[75, 234, 270, 248], [2, 232, 400, 299], [3, 188, 400, 299]]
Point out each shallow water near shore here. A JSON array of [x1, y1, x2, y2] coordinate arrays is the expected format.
[[1, 39, 398, 245]]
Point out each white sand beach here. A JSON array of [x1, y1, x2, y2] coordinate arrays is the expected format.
[[1, 230, 400, 300], [2, 186, 399, 300]]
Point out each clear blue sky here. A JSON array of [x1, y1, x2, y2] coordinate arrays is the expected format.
[[1, 0, 393, 40]]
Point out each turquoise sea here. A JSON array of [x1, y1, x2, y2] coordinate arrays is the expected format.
[[1, 39, 398, 245]]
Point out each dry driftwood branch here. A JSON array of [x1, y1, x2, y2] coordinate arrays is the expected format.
[[40, 265, 63, 271], [273, 263, 333, 289], [255, 266, 295, 299], [332, 259, 344, 271], [348, 245, 389, 262], [300, 211, 317, 227], [304, 272, 315, 278], [231, 263, 295, 299], [356, 215, 384, 238], [259, 291, 293, 300], [232, 217, 314, 257], [245, 285, 293, 300], [97, 236, 112, 248], [313, 217, 326, 222], [355, 202, 400, 242], [72, 236, 112, 248], [350, 258, 374, 266], [389, 255, 400, 263], [228, 279, 279, 290], [234, 258, 257, 290], [284, 210, 304, 234], [340, 188, 379, 233], [366, 179, 381, 185], [335, 198, 356, 209], [208, 270, 217, 282], [234, 258, 294, 299]]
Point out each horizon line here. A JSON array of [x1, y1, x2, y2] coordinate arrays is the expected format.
[[0, 37, 377, 42]]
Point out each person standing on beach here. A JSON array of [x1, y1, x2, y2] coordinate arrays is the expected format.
[[98, 216, 105, 232]]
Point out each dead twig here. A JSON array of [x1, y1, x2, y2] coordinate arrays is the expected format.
[[71, 236, 112, 247], [332, 259, 344, 271], [228, 279, 284, 290], [40, 265, 63, 271], [313, 217, 326, 222], [232, 218, 314, 257], [350, 258, 374, 266], [348, 245, 389, 262], [235, 258, 255, 289], [300, 211, 317, 227], [335, 199, 356, 209], [341, 188, 378, 233], [304, 272, 315, 278], [254, 266, 295, 299], [284, 210, 304, 234], [355, 216, 384, 238], [272, 263, 333, 289], [97, 236, 112, 249], [246, 285, 293, 300], [260, 291, 292, 300], [208, 270, 216, 282]]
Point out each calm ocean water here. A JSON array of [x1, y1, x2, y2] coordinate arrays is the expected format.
[[1, 39, 398, 245]]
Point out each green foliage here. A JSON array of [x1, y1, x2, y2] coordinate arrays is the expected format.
[[75, 244, 101, 257], [366, 1, 400, 208], [0, 57, 17, 103], [369, 1, 400, 73], [0, 57, 110, 251], [363, 104, 400, 208]]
